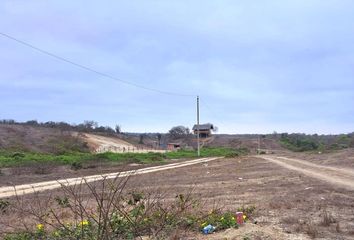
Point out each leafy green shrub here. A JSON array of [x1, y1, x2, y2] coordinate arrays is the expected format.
[[280, 135, 319, 152], [199, 209, 240, 232], [11, 152, 25, 159]]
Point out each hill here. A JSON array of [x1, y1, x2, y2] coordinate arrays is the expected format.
[[0, 124, 88, 154]]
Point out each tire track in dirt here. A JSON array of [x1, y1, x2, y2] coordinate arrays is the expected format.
[[260, 156, 354, 191], [0, 157, 221, 198]]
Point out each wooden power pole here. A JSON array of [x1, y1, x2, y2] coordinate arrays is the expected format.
[[197, 96, 200, 157]]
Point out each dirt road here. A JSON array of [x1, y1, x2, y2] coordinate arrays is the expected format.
[[0, 157, 221, 198], [260, 155, 354, 190], [3, 154, 354, 239]]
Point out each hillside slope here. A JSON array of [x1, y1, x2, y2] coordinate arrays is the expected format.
[[0, 124, 163, 154], [0, 124, 88, 153]]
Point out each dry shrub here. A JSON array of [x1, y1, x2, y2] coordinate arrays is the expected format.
[[1, 175, 246, 239], [294, 223, 303, 233], [305, 220, 318, 239], [293, 219, 318, 238], [320, 210, 336, 227]]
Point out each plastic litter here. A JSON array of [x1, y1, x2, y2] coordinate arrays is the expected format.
[[202, 224, 216, 234], [236, 212, 244, 224]]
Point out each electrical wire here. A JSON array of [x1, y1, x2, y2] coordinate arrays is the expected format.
[[0, 32, 195, 97]]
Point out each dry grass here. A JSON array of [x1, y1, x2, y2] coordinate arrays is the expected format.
[[320, 210, 336, 227], [305, 220, 319, 239]]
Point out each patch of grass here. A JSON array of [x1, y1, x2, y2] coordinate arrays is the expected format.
[[0, 147, 249, 168], [166, 147, 248, 159], [4, 232, 33, 240], [95, 151, 165, 164]]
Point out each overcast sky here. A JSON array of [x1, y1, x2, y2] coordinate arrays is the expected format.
[[1, 1, 354, 134]]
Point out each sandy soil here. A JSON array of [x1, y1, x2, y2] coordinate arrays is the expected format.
[[260, 155, 354, 191], [279, 148, 354, 168]]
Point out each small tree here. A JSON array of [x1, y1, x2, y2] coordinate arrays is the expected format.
[[25, 120, 39, 126], [83, 120, 98, 131], [169, 126, 190, 139], [157, 133, 162, 146], [139, 134, 145, 144], [115, 125, 122, 134]]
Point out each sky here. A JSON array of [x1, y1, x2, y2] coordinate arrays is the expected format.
[[1, 1, 354, 134]]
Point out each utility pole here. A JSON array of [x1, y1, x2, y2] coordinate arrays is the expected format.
[[258, 134, 261, 154], [197, 96, 200, 157]]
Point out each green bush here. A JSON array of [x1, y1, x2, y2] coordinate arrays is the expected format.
[[11, 152, 25, 159], [280, 136, 319, 152], [4, 232, 32, 240]]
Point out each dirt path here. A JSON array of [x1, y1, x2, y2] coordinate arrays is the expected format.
[[260, 155, 354, 190], [0, 157, 221, 198]]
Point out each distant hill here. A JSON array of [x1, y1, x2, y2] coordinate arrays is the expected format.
[[207, 134, 284, 151], [1, 120, 352, 154]]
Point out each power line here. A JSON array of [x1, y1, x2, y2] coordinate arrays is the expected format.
[[0, 32, 195, 97]]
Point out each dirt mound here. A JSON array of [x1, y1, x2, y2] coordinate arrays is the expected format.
[[82, 133, 134, 151], [81, 133, 165, 153]]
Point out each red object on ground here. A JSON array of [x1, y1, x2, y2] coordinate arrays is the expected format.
[[236, 212, 244, 225]]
